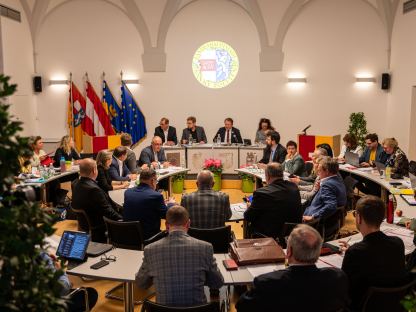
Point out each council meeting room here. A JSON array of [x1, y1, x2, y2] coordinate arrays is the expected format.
[[2, 0, 416, 311]]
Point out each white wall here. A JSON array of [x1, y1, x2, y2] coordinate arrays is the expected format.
[[389, 0, 416, 159], [3, 0, 412, 157], [1, 0, 37, 136]]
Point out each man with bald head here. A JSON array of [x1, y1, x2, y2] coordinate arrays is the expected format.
[[138, 136, 169, 169], [71, 159, 122, 242], [180, 170, 231, 228], [236, 224, 348, 311], [244, 162, 302, 240]]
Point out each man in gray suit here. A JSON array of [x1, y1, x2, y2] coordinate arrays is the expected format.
[[138, 136, 169, 168], [136, 205, 224, 307], [181, 116, 207, 144], [181, 170, 231, 228], [121, 133, 148, 174]]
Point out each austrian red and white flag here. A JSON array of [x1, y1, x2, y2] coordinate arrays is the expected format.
[[71, 82, 95, 137], [86, 81, 115, 136]]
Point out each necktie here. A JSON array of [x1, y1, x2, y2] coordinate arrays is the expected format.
[[226, 130, 230, 143]]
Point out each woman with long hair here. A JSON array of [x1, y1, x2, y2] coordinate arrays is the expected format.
[[95, 149, 129, 193], [255, 118, 275, 144], [53, 135, 81, 167]]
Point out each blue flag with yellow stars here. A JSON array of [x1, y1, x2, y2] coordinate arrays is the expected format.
[[120, 82, 147, 144]]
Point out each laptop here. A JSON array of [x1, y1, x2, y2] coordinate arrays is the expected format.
[[56, 230, 90, 269], [375, 161, 386, 175], [87, 241, 113, 257], [345, 151, 360, 167], [243, 139, 252, 146]]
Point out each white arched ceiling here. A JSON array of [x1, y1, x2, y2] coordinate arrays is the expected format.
[[18, 0, 400, 72]]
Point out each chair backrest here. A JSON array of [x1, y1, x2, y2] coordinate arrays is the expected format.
[[188, 225, 232, 253], [304, 162, 314, 177], [103, 217, 144, 250], [409, 160, 416, 176], [144, 230, 168, 247], [279, 219, 320, 248], [320, 206, 345, 241], [141, 300, 218, 312], [362, 277, 416, 312], [71, 208, 92, 234]]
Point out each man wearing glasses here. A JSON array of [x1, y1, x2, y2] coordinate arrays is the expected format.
[[123, 168, 176, 239], [139, 136, 170, 169], [154, 117, 177, 146]]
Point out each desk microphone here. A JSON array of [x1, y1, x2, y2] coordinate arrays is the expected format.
[[302, 125, 311, 135]]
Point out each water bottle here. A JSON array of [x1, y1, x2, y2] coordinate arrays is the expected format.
[[60, 157, 66, 172], [216, 134, 221, 145], [385, 166, 391, 181], [188, 134, 193, 146], [387, 195, 394, 224]]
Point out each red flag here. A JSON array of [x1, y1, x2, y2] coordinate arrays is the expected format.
[[71, 82, 95, 136]]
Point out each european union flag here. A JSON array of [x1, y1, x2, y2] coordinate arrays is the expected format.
[[120, 82, 147, 144], [103, 80, 123, 133]]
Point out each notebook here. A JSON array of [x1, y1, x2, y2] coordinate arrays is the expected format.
[[87, 241, 113, 257], [56, 231, 90, 269]]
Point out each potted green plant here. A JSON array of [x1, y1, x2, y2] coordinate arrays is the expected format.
[[348, 112, 368, 147], [203, 158, 223, 191], [0, 75, 66, 310], [171, 173, 186, 194], [239, 166, 255, 193]]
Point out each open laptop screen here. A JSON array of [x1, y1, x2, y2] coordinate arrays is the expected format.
[[56, 231, 90, 261]]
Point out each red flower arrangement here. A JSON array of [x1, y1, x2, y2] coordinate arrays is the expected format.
[[203, 158, 223, 174]]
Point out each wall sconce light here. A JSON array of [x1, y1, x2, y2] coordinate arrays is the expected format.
[[288, 77, 307, 83], [49, 79, 69, 85], [122, 79, 140, 84], [355, 77, 376, 83]]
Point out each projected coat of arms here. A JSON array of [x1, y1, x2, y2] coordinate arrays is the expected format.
[[192, 41, 239, 89]]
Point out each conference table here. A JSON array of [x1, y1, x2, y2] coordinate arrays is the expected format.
[[109, 167, 189, 205]]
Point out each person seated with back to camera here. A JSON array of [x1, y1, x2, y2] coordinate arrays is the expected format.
[[213, 117, 243, 144], [120, 133, 148, 174], [282, 140, 305, 176], [337, 133, 363, 162], [303, 157, 346, 222], [108, 146, 137, 182], [53, 135, 81, 167], [254, 118, 275, 145], [257, 131, 287, 169]]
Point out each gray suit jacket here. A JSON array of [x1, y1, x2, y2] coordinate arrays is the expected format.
[[181, 126, 207, 143], [138, 146, 166, 166], [181, 189, 231, 228], [136, 231, 224, 306], [125, 148, 140, 174]]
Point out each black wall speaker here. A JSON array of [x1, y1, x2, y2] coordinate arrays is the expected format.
[[381, 73, 390, 90], [33, 76, 42, 92]]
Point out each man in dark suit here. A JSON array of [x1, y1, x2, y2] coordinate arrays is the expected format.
[[123, 168, 175, 239], [341, 196, 408, 310], [120, 133, 148, 174], [109, 146, 137, 182], [136, 205, 223, 307], [236, 224, 348, 312], [154, 117, 178, 146], [181, 170, 231, 228], [258, 130, 287, 167], [213, 117, 243, 144], [181, 116, 207, 144], [138, 136, 168, 168], [71, 159, 122, 242], [303, 157, 347, 221], [244, 163, 302, 239]]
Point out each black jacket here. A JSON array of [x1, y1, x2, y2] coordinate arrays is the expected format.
[[259, 144, 287, 164], [154, 126, 178, 144], [213, 127, 243, 144], [236, 265, 349, 312], [53, 147, 80, 167], [71, 177, 122, 242], [342, 231, 408, 310], [244, 179, 302, 239], [96, 165, 113, 193]]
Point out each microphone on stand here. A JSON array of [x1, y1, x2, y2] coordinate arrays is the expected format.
[[301, 125, 311, 135]]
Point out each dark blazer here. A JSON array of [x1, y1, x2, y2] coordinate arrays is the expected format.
[[96, 165, 113, 193], [138, 146, 167, 167], [213, 127, 243, 144], [154, 126, 178, 145], [108, 156, 131, 181], [259, 144, 287, 164], [342, 231, 407, 310], [125, 149, 140, 174], [244, 179, 302, 239], [181, 126, 207, 143], [359, 143, 385, 164], [123, 183, 168, 239], [53, 147, 80, 167], [71, 177, 122, 242], [304, 174, 346, 219], [236, 265, 349, 312]]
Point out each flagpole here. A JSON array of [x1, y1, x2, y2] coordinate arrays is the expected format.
[[70, 72, 75, 140]]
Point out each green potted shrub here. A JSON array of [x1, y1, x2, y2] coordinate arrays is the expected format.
[[171, 173, 186, 194], [239, 167, 255, 193], [348, 112, 368, 147], [203, 158, 223, 191]]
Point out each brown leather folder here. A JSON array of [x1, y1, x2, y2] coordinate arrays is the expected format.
[[230, 238, 286, 265]]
